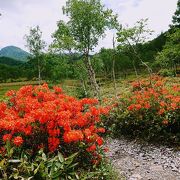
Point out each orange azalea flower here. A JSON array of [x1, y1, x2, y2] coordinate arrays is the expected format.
[[53, 86, 63, 94], [158, 109, 165, 115], [128, 104, 135, 111], [103, 147, 109, 152], [171, 103, 177, 110], [144, 103, 151, 109], [91, 159, 99, 165], [135, 104, 142, 111], [3, 134, 12, 142], [154, 81, 163, 87], [48, 137, 60, 152], [96, 127, 105, 133], [5, 90, 16, 97], [84, 128, 92, 138], [173, 96, 180, 103], [96, 137, 103, 146], [86, 144, 96, 152], [160, 101, 166, 107], [63, 130, 84, 143], [162, 119, 168, 125], [0, 83, 107, 160], [13, 136, 24, 147]]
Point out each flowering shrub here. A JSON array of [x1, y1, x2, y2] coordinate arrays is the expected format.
[[108, 76, 180, 143], [0, 84, 110, 168]]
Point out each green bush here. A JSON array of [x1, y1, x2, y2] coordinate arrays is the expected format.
[[0, 147, 118, 180], [105, 76, 180, 144], [158, 69, 175, 77]]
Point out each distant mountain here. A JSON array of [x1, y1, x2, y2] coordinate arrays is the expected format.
[[0, 46, 30, 62]]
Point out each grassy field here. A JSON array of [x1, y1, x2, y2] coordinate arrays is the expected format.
[[0, 81, 44, 100], [0, 76, 179, 101], [0, 80, 80, 100], [0, 85, 21, 100]]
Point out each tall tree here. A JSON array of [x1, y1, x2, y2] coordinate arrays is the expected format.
[[117, 19, 153, 80], [25, 26, 46, 84], [156, 0, 180, 75], [51, 20, 76, 54], [171, 0, 180, 28], [112, 36, 118, 98], [155, 28, 180, 76], [53, 0, 118, 98]]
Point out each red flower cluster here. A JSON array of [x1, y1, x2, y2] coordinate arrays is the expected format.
[[3, 134, 12, 142], [13, 136, 24, 146], [0, 84, 109, 154], [125, 76, 180, 125], [110, 76, 180, 143]]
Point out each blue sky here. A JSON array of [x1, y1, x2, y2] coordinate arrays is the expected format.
[[0, 0, 178, 52]]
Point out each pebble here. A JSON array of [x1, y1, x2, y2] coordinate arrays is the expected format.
[[129, 174, 142, 180], [106, 137, 180, 180]]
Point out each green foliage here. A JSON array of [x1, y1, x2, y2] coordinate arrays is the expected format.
[[155, 28, 180, 75], [0, 148, 119, 180], [158, 69, 175, 77], [25, 26, 46, 83], [25, 26, 46, 57], [52, 0, 118, 54], [61, 0, 118, 52], [171, 0, 180, 28], [91, 55, 104, 75], [0, 64, 22, 83], [52, 0, 119, 98], [51, 20, 76, 53], [117, 19, 153, 46], [135, 32, 166, 66], [98, 48, 133, 78], [80, 157, 120, 180], [0, 149, 79, 179], [0, 57, 24, 66], [117, 19, 153, 76], [43, 53, 72, 82], [104, 76, 180, 144]]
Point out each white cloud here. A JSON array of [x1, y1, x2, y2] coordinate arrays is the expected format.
[[0, 0, 178, 52], [96, 0, 177, 51], [0, 0, 66, 50]]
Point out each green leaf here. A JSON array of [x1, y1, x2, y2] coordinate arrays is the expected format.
[[58, 152, 64, 163], [34, 164, 40, 175], [67, 162, 78, 169], [0, 159, 6, 168], [42, 152, 47, 161], [64, 152, 78, 165], [51, 170, 62, 179], [27, 177, 34, 180]]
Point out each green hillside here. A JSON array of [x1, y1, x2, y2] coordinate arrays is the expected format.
[[0, 56, 24, 66], [0, 46, 30, 62]]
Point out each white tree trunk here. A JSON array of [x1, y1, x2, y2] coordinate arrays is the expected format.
[[84, 55, 100, 99]]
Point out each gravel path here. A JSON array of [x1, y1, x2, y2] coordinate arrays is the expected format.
[[106, 137, 180, 180]]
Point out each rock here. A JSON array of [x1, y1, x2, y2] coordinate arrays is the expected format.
[[171, 164, 179, 172], [150, 165, 164, 171], [134, 162, 140, 167], [129, 174, 142, 180]]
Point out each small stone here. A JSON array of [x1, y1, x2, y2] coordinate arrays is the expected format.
[[134, 162, 140, 167], [150, 165, 163, 171], [129, 174, 142, 180], [171, 165, 179, 172]]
